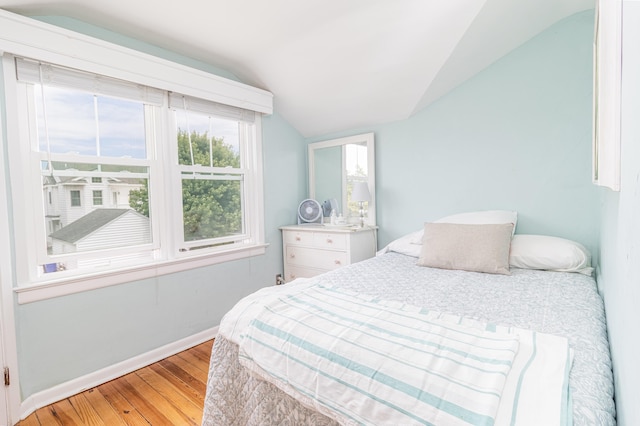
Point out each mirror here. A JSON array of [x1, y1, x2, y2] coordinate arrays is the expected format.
[[308, 132, 375, 226]]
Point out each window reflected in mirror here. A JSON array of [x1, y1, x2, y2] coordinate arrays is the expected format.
[[308, 133, 375, 226]]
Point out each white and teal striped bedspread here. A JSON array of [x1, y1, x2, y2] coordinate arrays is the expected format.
[[204, 253, 615, 426], [233, 284, 572, 426]]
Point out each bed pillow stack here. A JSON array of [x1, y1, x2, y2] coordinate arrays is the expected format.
[[409, 210, 518, 243], [385, 210, 593, 276]]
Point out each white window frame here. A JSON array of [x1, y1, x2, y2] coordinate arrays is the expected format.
[[0, 10, 272, 304], [593, 0, 622, 191]]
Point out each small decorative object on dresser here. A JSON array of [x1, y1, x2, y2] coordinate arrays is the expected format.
[[280, 225, 377, 282]]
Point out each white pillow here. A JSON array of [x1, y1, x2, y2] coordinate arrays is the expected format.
[[409, 210, 518, 244], [382, 230, 423, 257], [509, 234, 593, 275]]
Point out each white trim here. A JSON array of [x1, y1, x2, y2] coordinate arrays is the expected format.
[[592, 0, 622, 191], [19, 326, 219, 421], [16, 243, 268, 304], [0, 108, 20, 424], [5, 51, 268, 301], [0, 71, 22, 426], [0, 9, 272, 115]]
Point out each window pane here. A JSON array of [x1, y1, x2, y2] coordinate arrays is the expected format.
[[174, 109, 240, 167], [181, 177, 242, 242], [92, 190, 103, 206], [70, 190, 81, 207], [34, 85, 147, 159], [44, 169, 151, 256]]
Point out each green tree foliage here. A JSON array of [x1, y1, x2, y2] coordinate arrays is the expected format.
[[128, 179, 149, 217], [130, 129, 242, 241]]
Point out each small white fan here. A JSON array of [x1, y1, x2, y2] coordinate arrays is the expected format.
[[297, 199, 322, 225]]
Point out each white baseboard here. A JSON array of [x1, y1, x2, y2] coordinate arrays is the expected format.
[[19, 326, 218, 421]]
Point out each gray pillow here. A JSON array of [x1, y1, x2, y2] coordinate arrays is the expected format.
[[417, 223, 514, 275]]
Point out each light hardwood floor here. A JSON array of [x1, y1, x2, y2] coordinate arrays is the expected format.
[[17, 340, 214, 426]]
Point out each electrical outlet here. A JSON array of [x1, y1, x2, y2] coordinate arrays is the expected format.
[[276, 273, 284, 285]]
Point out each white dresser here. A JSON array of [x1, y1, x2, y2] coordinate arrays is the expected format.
[[280, 225, 377, 282]]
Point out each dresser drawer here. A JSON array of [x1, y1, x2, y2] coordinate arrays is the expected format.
[[284, 229, 348, 251], [313, 232, 347, 250], [283, 230, 315, 246], [286, 246, 348, 270], [284, 265, 323, 282]]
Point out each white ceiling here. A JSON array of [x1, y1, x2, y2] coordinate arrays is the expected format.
[[0, 0, 593, 137]]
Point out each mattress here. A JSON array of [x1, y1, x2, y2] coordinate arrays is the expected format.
[[202, 252, 615, 425]]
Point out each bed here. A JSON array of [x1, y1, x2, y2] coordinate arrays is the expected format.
[[202, 212, 615, 426]]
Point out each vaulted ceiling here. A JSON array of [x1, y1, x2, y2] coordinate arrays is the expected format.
[[0, 0, 594, 137]]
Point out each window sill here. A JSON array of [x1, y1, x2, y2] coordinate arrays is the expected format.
[[15, 243, 268, 304]]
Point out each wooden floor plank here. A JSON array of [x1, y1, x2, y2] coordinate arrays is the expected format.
[[34, 406, 63, 426], [15, 415, 39, 426], [136, 367, 203, 423], [97, 381, 150, 426], [195, 340, 214, 357], [148, 363, 205, 406], [49, 399, 86, 425], [67, 393, 105, 426], [186, 345, 213, 365], [124, 371, 198, 426], [81, 388, 127, 426], [172, 350, 210, 380], [158, 358, 207, 396], [111, 375, 176, 425], [17, 340, 214, 426]]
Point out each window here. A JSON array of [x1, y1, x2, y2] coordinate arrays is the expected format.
[[70, 190, 81, 207], [5, 54, 266, 296], [592, 0, 622, 191], [92, 190, 103, 206], [169, 94, 255, 250]]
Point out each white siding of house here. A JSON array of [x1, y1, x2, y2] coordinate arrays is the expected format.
[[64, 184, 89, 224], [43, 179, 144, 239], [50, 239, 76, 255], [75, 211, 151, 252], [108, 183, 140, 208]]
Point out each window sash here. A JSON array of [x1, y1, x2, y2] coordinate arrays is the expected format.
[[70, 190, 81, 206], [92, 190, 103, 205]]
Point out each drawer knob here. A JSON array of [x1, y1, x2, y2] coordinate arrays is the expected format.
[[335, 260, 341, 265], [295, 236, 301, 241], [289, 274, 296, 279], [290, 254, 296, 259], [326, 238, 333, 243]]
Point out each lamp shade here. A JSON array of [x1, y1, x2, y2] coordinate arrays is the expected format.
[[351, 182, 371, 202]]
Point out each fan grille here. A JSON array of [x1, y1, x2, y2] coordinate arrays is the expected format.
[[298, 199, 322, 223]]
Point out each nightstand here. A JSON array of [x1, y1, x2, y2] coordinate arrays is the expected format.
[[280, 225, 377, 282]]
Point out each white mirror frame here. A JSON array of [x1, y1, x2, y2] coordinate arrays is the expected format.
[[308, 132, 376, 226]]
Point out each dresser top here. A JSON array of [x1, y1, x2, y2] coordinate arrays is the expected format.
[[280, 224, 377, 233]]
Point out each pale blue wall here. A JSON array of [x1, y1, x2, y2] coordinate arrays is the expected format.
[[308, 11, 600, 257], [0, 17, 306, 397], [597, 2, 640, 424]]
